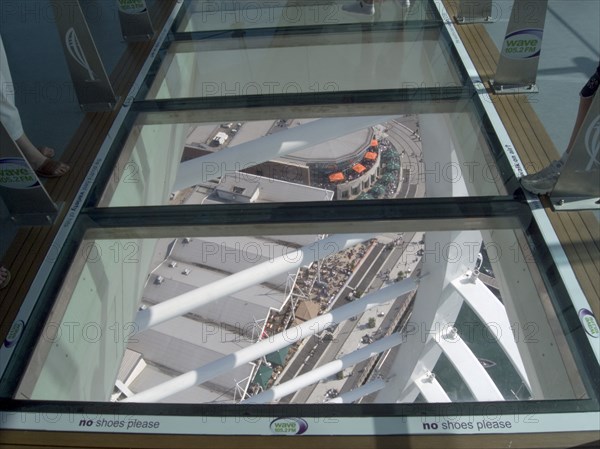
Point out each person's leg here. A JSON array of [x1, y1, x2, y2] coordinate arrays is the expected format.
[[0, 34, 24, 141], [0, 266, 10, 289], [565, 90, 595, 156], [14, 133, 69, 176], [0, 34, 69, 177], [521, 64, 599, 194]]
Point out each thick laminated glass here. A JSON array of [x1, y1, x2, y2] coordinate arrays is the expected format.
[[14, 223, 594, 406], [178, 1, 438, 32], [152, 5, 460, 100], [149, 28, 460, 99]]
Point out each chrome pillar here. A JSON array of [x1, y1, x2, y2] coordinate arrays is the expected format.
[[491, 0, 548, 94], [51, 0, 118, 111]]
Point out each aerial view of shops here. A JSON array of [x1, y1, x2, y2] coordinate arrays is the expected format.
[[112, 116, 528, 405]]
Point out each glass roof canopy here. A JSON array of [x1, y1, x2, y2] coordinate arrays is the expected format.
[[1, 0, 598, 440]]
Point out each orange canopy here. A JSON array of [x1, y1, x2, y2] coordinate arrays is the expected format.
[[329, 172, 345, 182], [353, 164, 366, 173], [365, 151, 377, 160], [370, 139, 379, 147]]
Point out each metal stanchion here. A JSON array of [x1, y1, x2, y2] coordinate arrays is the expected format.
[[116, 0, 155, 42], [491, 0, 548, 94], [50, 0, 118, 111]]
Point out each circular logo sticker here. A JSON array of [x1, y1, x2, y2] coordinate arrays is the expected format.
[[117, 0, 147, 14], [579, 309, 599, 338], [4, 320, 25, 348], [502, 29, 543, 60], [0, 158, 39, 189]]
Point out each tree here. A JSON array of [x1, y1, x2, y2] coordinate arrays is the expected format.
[[368, 317, 376, 329]]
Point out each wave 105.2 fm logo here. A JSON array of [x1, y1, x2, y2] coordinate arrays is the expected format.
[[502, 29, 543, 60], [579, 309, 599, 338], [0, 158, 39, 189], [269, 418, 309, 435], [118, 0, 147, 14]]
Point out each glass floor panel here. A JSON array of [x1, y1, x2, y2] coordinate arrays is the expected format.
[[98, 106, 505, 208], [13, 223, 594, 405], [150, 27, 461, 100]]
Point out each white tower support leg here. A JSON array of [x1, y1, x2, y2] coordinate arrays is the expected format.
[[325, 379, 386, 404], [244, 333, 404, 404], [375, 113, 487, 403], [135, 234, 373, 332], [123, 279, 417, 403], [451, 275, 531, 391]]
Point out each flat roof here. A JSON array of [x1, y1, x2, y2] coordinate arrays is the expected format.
[[282, 118, 372, 164], [145, 260, 288, 329], [128, 365, 238, 404], [170, 237, 295, 289], [204, 173, 334, 204], [128, 316, 254, 394], [191, 119, 373, 168]]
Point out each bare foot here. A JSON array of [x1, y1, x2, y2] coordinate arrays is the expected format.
[[35, 159, 70, 178], [0, 266, 10, 289], [39, 146, 55, 158]]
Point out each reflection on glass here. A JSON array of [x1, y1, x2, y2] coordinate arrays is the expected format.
[[16, 225, 588, 404], [179, 0, 438, 32], [150, 27, 459, 99]]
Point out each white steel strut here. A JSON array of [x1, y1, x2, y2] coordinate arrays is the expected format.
[[135, 234, 373, 332], [123, 278, 417, 402], [244, 333, 404, 404]]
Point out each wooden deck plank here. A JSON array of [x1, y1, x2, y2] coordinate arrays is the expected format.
[[458, 19, 497, 81], [580, 211, 600, 245], [562, 211, 600, 274], [495, 95, 548, 167], [544, 210, 600, 304]]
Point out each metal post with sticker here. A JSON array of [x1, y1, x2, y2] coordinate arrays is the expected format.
[[491, 0, 548, 94], [117, 0, 155, 42], [51, 0, 118, 111]]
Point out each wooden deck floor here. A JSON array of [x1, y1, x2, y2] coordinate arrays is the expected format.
[[444, 1, 599, 318]]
